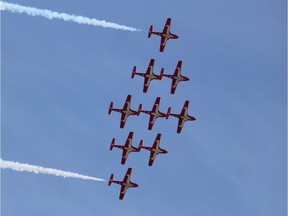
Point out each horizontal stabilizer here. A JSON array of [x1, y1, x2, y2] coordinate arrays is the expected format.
[[110, 138, 115, 151], [131, 66, 136, 79], [137, 104, 142, 116], [148, 25, 153, 38], [160, 68, 164, 79], [166, 107, 171, 119], [108, 102, 113, 115], [108, 174, 114, 186], [138, 140, 143, 150]]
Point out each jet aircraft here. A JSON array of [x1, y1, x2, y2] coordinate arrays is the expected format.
[[162, 61, 189, 94], [140, 133, 168, 166], [169, 100, 196, 133], [108, 95, 142, 128], [139, 97, 171, 130], [131, 59, 164, 93], [110, 132, 142, 165], [108, 168, 138, 200], [148, 18, 179, 52]]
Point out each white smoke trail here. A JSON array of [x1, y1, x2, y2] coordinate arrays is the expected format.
[[0, 1, 141, 31], [0, 159, 105, 182]]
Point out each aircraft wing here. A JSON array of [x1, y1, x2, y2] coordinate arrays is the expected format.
[[146, 59, 155, 74], [151, 97, 161, 113], [143, 77, 152, 93], [148, 146, 158, 166], [148, 115, 156, 130], [174, 61, 182, 76], [177, 118, 185, 133], [170, 78, 179, 94], [148, 134, 161, 166], [119, 185, 128, 200], [153, 133, 161, 147], [124, 132, 134, 146], [120, 168, 132, 199], [160, 18, 172, 52], [123, 168, 132, 182], [180, 100, 190, 116], [148, 152, 156, 166], [142, 59, 155, 92], [120, 113, 128, 128], [122, 95, 132, 111], [121, 150, 129, 165], [160, 37, 168, 52], [148, 97, 161, 130], [162, 18, 171, 34], [170, 61, 183, 94]]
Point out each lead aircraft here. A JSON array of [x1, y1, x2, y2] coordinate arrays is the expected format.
[[110, 132, 142, 165], [131, 59, 164, 93], [108, 95, 142, 128], [148, 18, 179, 52], [140, 133, 168, 166], [139, 97, 171, 130], [163, 60, 190, 94], [108, 168, 138, 200], [169, 100, 196, 133]]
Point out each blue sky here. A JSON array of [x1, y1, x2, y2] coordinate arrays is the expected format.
[[1, 0, 287, 215]]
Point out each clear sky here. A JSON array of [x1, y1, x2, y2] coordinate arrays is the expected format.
[[1, 0, 287, 215]]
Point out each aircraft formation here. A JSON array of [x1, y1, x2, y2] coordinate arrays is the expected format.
[[108, 18, 196, 200]]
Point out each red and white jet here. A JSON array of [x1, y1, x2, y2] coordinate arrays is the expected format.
[[139, 97, 171, 130], [110, 132, 142, 165], [108, 168, 138, 200], [131, 59, 164, 93], [148, 18, 179, 52], [162, 61, 189, 94], [108, 95, 142, 128], [169, 100, 196, 133], [140, 133, 168, 166]]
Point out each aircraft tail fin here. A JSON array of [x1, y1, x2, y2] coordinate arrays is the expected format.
[[108, 174, 114, 186], [148, 25, 153, 38], [166, 107, 171, 119], [131, 66, 136, 79], [160, 68, 164, 79], [108, 102, 113, 114], [110, 138, 115, 151], [137, 104, 142, 116]]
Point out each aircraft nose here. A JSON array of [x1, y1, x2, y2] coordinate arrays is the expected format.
[[162, 149, 168, 154]]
